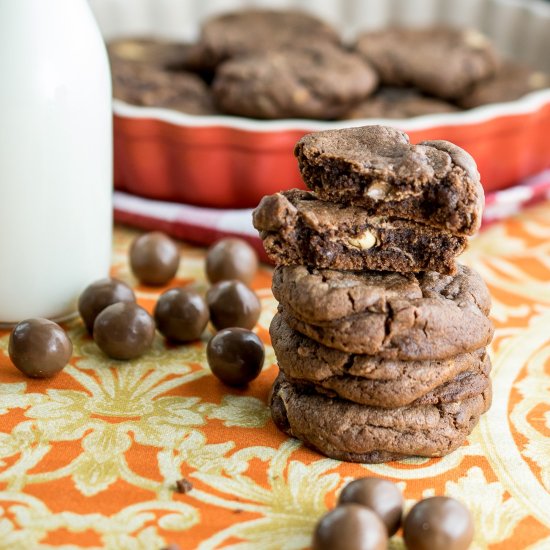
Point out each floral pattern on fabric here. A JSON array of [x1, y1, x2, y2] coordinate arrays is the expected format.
[[1, 203, 550, 549]]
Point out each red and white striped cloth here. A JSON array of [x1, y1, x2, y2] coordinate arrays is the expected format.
[[114, 169, 550, 259]]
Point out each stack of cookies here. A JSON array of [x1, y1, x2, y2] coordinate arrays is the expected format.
[[253, 125, 494, 463]]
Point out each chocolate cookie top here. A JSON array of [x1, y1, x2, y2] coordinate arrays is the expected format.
[[274, 264, 493, 359], [112, 63, 217, 115], [355, 27, 499, 99], [199, 8, 340, 66], [294, 125, 484, 235], [253, 190, 466, 274], [271, 313, 491, 408], [270, 372, 492, 463], [212, 44, 378, 120], [457, 62, 550, 109], [272, 263, 491, 322], [341, 87, 459, 119]]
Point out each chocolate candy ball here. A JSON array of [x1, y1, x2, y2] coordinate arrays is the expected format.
[[404, 496, 474, 550], [93, 302, 155, 360], [9, 318, 73, 378], [154, 287, 209, 343], [206, 238, 259, 285], [313, 504, 387, 550], [206, 328, 264, 386], [78, 278, 136, 333], [129, 231, 180, 286], [206, 280, 261, 330], [338, 477, 404, 535]]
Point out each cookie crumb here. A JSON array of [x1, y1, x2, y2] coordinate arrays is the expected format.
[[161, 544, 181, 550], [175, 478, 193, 494], [233, 508, 243, 514]]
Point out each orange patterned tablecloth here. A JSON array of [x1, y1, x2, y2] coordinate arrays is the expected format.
[[1, 202, 550, 550]]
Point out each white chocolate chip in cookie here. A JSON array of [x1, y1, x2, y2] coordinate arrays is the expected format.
[[528, 72, 548, 89], [366, 181, 390, 200], [347, 230, 377, 250], [293, 88, 311, 105], [112, 41, 149, 61], [463, 29, 490, 50], [301, 209, 321, 228]]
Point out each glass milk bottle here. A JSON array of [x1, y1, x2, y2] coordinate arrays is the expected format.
[[0, 0, 112, 325]]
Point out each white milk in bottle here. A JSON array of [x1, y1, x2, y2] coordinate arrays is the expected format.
[[0, 0, 112, 325]]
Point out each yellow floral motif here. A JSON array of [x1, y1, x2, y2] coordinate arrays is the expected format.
[[0, 316, 275, 502], [208, 395, 271, 428], [510, 344, 550, 492], [363, 442, 484, 480], [0, 381, 43, 417], [523, 439, 550, 492], [194, 440, 342, 550], [445, 467, 528, 549], [0, 492, 197, 550], [527, 537, 550, 550], [73, 424, 133, 496], [73, 327, 209, 375], [478, 310, 550, 529], [157, 431, 235, 485], [462, 212, 550, 323], [2, 211, 550, 549], [17, 384, 200, 495]]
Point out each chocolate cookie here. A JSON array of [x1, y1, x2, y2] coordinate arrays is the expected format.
[[107, 37, 217, 81], [355, 27, 499, 99], [294, 126, 484, 236], [290, 367, 491, 409], [272, 264, 493, 359], [457, 62, 550, 109], [212, 44, 378, 120], [112, 62, 216, 115], [270, 373, 492, 463], [198, 8, 340, 66], [108, 38, 195, 69], [270, 313, 491, 408], [253, 190, 467, 274], [341, 87, 459, 119]]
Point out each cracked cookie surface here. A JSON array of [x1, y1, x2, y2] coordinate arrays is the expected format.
[[271, 313, 491, 407], [294, 125, 484, 236], [270, 372, 492, 463], [253, 189, 466, 273], [273, 264, 493, 359]]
